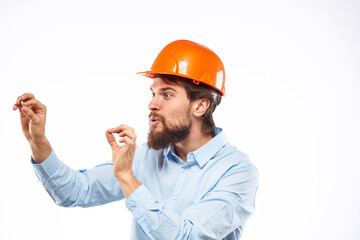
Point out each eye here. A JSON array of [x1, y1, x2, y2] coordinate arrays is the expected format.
[[164, 92, 172, 98]]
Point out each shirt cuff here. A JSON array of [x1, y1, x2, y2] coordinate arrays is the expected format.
[[125, 185, 163, 239], [31, 149, 61, 178], [126, 185, 160, 215]]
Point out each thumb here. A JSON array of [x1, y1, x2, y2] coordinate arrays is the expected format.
[[105, 131, 119, 151], [22, 107, 40, 124]]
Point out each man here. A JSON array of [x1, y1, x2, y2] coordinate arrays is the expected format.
[[13, 40, 258, 239]]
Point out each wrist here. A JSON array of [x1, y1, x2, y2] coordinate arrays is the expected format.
[[29, 136, 52, 164], [29, 135, 47, 145], [115, 172, 141, 198], [115, 171, 135, 184]]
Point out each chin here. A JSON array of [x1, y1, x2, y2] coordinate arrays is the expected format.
[[150, 124, 163, 132]]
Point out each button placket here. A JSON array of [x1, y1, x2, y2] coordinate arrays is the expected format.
[[167, 167, 188, 209]]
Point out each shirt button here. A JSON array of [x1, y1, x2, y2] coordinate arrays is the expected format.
[[173, 196, 177, 200], [130, 207, 135, 211], [147, 229, 151, 233]]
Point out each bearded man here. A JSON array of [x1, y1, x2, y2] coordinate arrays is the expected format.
[[13, 40, 258, 239]]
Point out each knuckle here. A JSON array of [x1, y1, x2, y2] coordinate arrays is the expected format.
[[24, 93, 34, 98]]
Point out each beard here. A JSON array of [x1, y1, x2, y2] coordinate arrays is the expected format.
[[147, 109, 192, 150]]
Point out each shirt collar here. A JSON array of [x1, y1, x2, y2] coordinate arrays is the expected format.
[[163, 128, 227, 168]]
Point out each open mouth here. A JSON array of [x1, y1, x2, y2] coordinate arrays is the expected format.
[[150, 117, 160, 126]]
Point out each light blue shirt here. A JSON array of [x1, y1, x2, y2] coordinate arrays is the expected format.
[[32, 128, 258, 239]]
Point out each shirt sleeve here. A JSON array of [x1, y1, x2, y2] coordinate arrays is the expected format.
[[125, 163, 259, 239], [32, 149, 125, 207]]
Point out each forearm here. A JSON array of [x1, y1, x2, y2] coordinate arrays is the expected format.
[[124, 163, 259, 239], [33, 150, 125, 207], [126, 185, 183, 239], [29, 136, 52, 163], [125, 185, 244, 240]]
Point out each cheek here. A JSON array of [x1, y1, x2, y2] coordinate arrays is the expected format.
[[163, 100, 191, 124], [169, 109, 191, 126]]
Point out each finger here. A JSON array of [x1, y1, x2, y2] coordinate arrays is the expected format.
[[107, 125, 133, 134], [118, 136, 135, 150], [119, 130, 137, 140], [13, 102, 22, 111], [105, 131, 119, 150], [21, 107, 41, 124], [14, 93, 36, 110], [125, 136, 137, 153], [13, 102, 28, 128], [22, 98, 46, 112], [22, 98, 39, 106], [107, 124, 134, 134], [16, 93, 35, 105], [119, 136, 134, 144]]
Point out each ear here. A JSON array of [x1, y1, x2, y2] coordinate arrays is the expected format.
[[192, 98, 210, 118]]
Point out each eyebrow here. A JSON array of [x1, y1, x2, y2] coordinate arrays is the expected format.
[[150, 87, 178, 93]]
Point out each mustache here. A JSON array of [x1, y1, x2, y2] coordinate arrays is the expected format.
[[148, 112, 164, 120]]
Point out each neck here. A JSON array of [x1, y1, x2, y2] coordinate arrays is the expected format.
[[174, 127, 213, 163]]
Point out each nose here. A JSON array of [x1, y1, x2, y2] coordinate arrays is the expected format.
[[148, 95, 160, 111]]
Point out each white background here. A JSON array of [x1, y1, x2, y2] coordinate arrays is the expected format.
[[0, 0, 359, 239]]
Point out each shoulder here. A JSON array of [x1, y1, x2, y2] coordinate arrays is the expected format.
[[210, 129, 258, 180], [215, 143, 256, 171], [212, 144, 259, 194], [214, 128, 256, 166], [221, 143, 252, 164]]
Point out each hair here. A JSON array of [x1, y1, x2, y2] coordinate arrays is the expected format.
[[158, 74, 222, 136]]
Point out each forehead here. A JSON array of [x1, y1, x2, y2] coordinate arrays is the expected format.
[[150, 77, 185, 91]]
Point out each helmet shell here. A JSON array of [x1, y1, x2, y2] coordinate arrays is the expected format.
[[138, 40, 226, 96]]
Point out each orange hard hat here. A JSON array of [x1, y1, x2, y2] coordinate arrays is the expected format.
[[137, 40, 226, 96]]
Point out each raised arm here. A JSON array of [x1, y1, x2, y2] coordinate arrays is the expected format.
[[13, 93, 52, 163], [13, 93, 125, 207]]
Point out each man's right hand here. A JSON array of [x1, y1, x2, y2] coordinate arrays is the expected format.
[[13, 93, 52, 163]]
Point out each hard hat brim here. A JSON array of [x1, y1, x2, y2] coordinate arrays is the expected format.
[[136, 70, 225, 96]]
